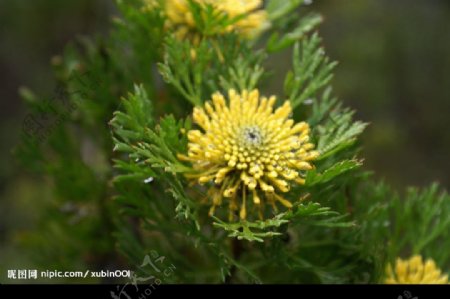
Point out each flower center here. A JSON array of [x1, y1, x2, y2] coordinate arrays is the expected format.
[[240, 126, 263, 147]]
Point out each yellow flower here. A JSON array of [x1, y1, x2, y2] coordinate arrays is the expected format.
[[385, 255, 448, 284], [178, 89, 319, 221], [161, 0, 268, 42]]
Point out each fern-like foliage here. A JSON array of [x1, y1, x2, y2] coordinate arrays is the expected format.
[[12, 0, 450, 285]]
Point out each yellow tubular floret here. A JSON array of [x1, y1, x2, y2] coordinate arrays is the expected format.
[[160, 0, 268, 41], [385, 255, 449, 284]]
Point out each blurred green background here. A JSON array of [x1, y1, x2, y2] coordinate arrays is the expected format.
[[0, 0, 449, 280]]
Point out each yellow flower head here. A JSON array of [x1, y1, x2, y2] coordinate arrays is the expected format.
[[385, 255, 449, 284], [161, 0, 268, 42], [178, 89, 319, 221]]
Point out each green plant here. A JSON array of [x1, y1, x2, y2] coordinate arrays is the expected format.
[[14, 0, 449, 284]]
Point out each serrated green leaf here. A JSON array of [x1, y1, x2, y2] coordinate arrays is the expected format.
[[267, 13, 323, 52], [266, 0, 304, 21], [306, 159, 362, 186], [285, 34, 337, 109], [212, 216, 288, 242]]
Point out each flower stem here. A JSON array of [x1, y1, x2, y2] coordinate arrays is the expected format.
[[225, 237, 244, 283]]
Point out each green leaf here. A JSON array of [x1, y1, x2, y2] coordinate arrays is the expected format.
[[312, 98, 368, 161], [266, 0, 304, 21], [267, 13, 323, 52], [159, 35, 264, 106], [306, 159, 363, 186], [285, 33, 338, 109], [353, 181, 450, 269], [158, 37, 214, 106], [212, 216, 288, 242], [286, 202, 355, 228], [110, 84, 154, 144], [219, 54, 265, 92]]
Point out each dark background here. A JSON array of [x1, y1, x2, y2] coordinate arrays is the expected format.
[[0, 0, 449, 275]]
